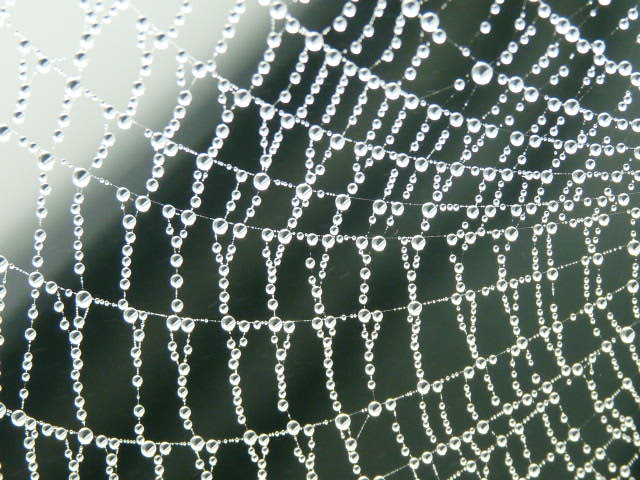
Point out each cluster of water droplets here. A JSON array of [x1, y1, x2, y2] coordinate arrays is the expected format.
[[0, 0, 639, 479]]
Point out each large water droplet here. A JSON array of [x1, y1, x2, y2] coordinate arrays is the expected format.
[[417, 379, 430, 395], [335, 413, 351, 430], [243, 429, 257, 446], [305, 32, 324, 52], [141, 440, 156, 458], [401, 0, 420, 17], [76, 290, 92, 309], [166, 315, 181, 332], [38, 153, 55, 171], [135, 196, 151, 213], [72, 168, 91, 188], [367, 401, 382, 417], [181, 209, 196, 226], [408, 301, 422, 316], [196, 153, 213, 171], [335, 194, 351, 211], [504, 226, 519, 242], [420, 12, 439, 32], [296, 183, 312, 201], [77, 427, 94, 445], [371, 236, 386, 252], [253, 172, 271, 191], [221, 315, 236, 332], [621, 326, 636, 344], [11, 409, 26, 426], [471, 61, 493, 86], [234, 89, 251, 108], [123, 308, 138, 324], [212, 218, 229, 235]]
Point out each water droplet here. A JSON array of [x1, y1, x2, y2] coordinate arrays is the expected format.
[[123, 308, 138, 324], [422, 202, 437, 219], [135, 196, 151, 213], [477, 420, 489, 435], [286, 420, 301, 436], [504, 226, 519, 242], [0, 125, 10, 142], [564, 98, 580, 116], [253, 172, 271, 191], [181, 209, 196, 226], [296, 183, 312, 201], [270, 1, 287, 20], [621, 326, 636, 344], [122, 214, 136, 230], [510, 131, 524, 147], [77, 427, 94, 445], [371, 236, 386, 252], [401, 0, 420, 18], [28, 271, 44, 288], [76, 290, 92, 309], [38, 153, 55, 171], [212, 218, 229, 235], [190, 435, 205, 452], [196, 154, 213, 171], [72, 168, 91, 188], [572, 169, 586, 184], [367, 401, 382, 417], [234, 89, 251, 108], [141, 440, 156, 457], [11, 409, 26, 426], [305, 32, 324, 52], [335, 413, 351, 430], [0, 256, 8, 273], [627, 240, 640, 256], [408, 301, 422, 316], [471, 61, 493, 86], [420, 12, 439, 32], [417, 379, 430, 394], [221, 315, 236, 332], [335, 194, 351, 211], [243, 430, 257, 446], [166, 315, 181, 332]]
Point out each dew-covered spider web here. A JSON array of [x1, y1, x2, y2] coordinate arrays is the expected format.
[[0, 0, 640, 478]]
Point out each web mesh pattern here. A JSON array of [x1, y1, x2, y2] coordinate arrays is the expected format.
[[0, 0, 639, 479]]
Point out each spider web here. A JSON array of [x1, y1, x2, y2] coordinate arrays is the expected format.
[[0, 0, 639, 479]]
